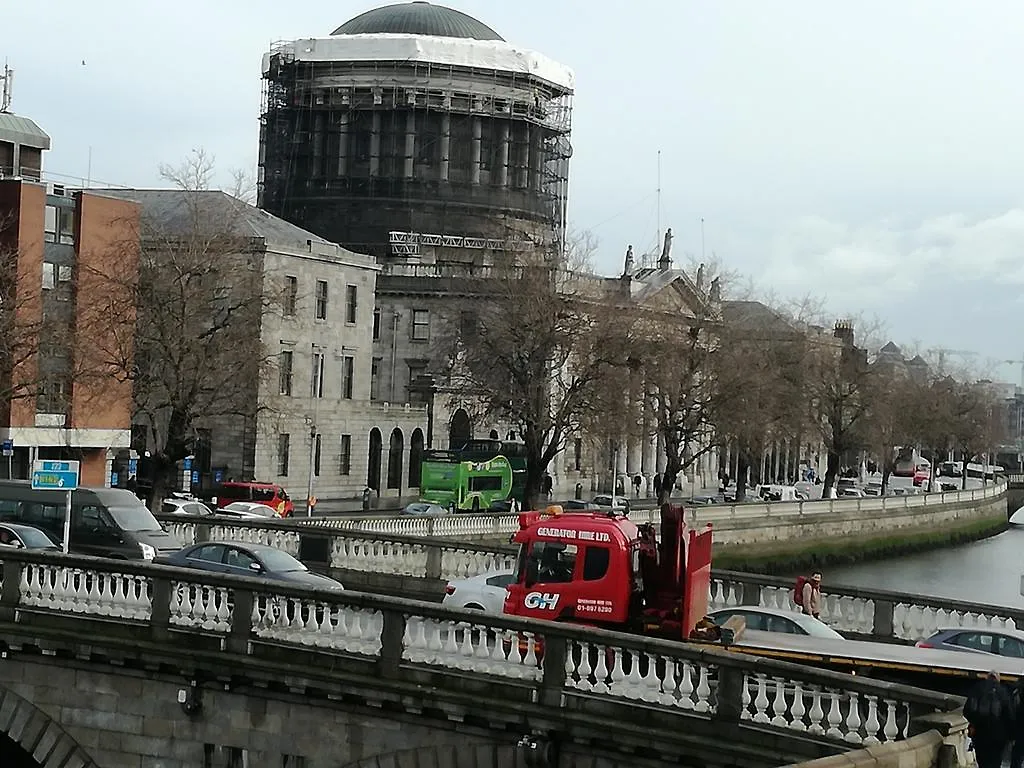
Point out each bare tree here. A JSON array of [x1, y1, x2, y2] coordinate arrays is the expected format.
[[91, 151, 277, 505], [0, 213, 45, 408]]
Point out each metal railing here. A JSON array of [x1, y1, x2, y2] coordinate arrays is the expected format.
[[0, 549, 966, 752]]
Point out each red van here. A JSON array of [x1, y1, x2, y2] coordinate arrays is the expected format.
[[212, 482, 294, 517]]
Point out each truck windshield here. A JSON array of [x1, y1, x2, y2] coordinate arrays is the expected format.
[[513, 543, 528, 583], [108, 506, 163, 532]]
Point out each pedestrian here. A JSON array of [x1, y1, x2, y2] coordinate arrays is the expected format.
[[965, 671, 1013, 768], [632, 473, 642, 498], [800, 571, 823, 620], [542, 473, 553, 501], [653, 473, 663, 500], [1008, 675, 1024, 768]]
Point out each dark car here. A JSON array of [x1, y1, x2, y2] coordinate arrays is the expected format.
[[917, 628, 1024, 657], [0, 523, 60, 551], [158, 542, 344, 590]]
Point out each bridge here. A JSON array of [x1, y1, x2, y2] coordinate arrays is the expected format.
[[0, 548, 971, 768]]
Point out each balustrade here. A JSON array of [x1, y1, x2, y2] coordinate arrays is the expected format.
[[0, 548, 964, 754]]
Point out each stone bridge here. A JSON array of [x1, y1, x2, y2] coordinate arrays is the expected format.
[[0, 549, 970, 768]]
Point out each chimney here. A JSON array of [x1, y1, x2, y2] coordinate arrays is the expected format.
[[833, 320, 855, 346]]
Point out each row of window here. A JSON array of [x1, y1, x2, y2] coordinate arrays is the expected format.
[[279, 351, 355, 399], [277, 433, 353, 477], [372, 307, 431, 341], [43, 204, 76, 246], [283, 276, 359, 324]]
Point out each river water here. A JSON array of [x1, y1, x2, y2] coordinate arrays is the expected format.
[[828, 522, 1024, 608]]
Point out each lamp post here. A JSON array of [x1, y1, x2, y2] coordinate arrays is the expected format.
[[306, 343, 324, 517]]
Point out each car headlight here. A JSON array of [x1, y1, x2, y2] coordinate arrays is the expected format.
[[139, 543, 156, 561]]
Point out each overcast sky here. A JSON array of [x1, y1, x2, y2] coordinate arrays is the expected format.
[[7, 1, 1024, 377]]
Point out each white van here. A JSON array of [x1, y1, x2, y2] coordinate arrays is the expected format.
[[751, 484, 801, 502]]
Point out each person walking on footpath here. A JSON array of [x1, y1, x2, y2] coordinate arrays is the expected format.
[[965, 671, 1013, 768], [799, 572, 823, 620], [1009, 675, 1024, 768]]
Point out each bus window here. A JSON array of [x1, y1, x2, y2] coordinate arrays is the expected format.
[[469, 475, 504, 492]]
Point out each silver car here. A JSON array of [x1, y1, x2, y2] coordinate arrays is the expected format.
[[708, 607, 844, 639]]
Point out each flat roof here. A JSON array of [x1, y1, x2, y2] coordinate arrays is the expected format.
[[0, 112, 51, 151]]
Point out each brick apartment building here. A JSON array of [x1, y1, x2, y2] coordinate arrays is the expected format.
[[0, 114, 138, 486]]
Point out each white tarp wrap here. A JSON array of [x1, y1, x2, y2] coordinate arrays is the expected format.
[[263, 34, 575, 92]]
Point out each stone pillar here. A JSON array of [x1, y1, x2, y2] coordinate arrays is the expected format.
[[771, 442, 780, 483], [616, 441, 628, 475], [656, 434, 666, 474], [471, 117, 482, 185], [531, 133, 542, 191], [336, 113, 350, 177], [518, 125, 531, 188], [104, 450, 114, 489], [369, 112, 381, 177], [403, 111, 416, 179], [311, 112, 325, 177], [497, 122, 510, 187], [439, 113, 451, 182], [627, 438, 642, 476], [782, 440, 790, 483]]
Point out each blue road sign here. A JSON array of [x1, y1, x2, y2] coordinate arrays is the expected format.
[[183, 458, 193, 471], [214, 470, 224, 483], [31, 460, 80, 491], [111, 472, 119, 487], [191, 470, 200, 484], [128, 458, 138, 475]]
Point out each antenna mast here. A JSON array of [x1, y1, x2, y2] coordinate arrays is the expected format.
[[655, 150, 662, 260], [0, 62, 12, 113]]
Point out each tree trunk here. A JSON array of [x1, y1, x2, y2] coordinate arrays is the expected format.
[[661, 457, 680, 509], [735, 452, 750, 502], [822, 451, 841, 498], [961, 450, 969, 491]]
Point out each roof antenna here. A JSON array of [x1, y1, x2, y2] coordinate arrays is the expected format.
[[0, 62, 12, 114]]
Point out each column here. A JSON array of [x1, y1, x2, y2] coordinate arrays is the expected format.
[[627, 438, 642, 476], [782, 440, 791, 483], [104, 450, 114, 489], [439, 113, 451, 182], [471, 117, 482, 185], [497, 122, 510, 187], [656, 434, 666, 474], [403, 111, 416, 179], [771, 442, 780, 483], [530, 133, 542, 191], [518, 125, 531, 188], [311, 112, 325, 177], [369, 112, 381, 177], [336, 113, 350, 177]]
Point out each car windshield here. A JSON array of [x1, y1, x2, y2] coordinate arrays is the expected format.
[[15, 527, 56, 548], [259, 548, 307, 573], [791, 613, 843, 639], [107, 506, 162, 532]]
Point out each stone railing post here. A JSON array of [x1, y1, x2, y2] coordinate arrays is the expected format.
[[195, 523, 211, 544], [425, 545, 442, 580], [539, 634, 568, 708], [872, 599, 895, 638], [226, 589, 254, 654], [741, 580, 761, 607], [378, 608, 407, 679], [715, 664, 745, 723], [0, 560, 22, 620], [908, 711, 970, 768], [149, 576, 172, 642]]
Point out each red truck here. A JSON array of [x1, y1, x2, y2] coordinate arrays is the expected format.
[[503, 504, 717, 641]]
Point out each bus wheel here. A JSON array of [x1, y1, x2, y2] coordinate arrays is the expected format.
[[472, 497, 480, 512]]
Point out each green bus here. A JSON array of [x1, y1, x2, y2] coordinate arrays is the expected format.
[[420, 440, 527, 512]]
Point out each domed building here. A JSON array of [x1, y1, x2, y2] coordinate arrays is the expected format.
[[259, 2, 574, 260]]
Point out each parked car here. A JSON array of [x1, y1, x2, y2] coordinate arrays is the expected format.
[[836, 488, 865, 498], [591, 495, 630, 513], [201, 482, 294, 517], [912, 470, 931, 487], [158, 542, 344, 590], [707, 607, 844, 639], [863, 481, 883, 497], [916, 628, 1024, 657], [161, 497, 215, 516], [0, 523, 60, 551], [402, 502, 449, 516], [217, 502, 280, 519], [442, 570, 515, 614]]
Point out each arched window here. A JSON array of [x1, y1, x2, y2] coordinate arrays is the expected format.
[[387, 428, 404, 490], [449, 408, 471, 449], [367, 428, 382, 491], [489, 429, 499, 440], [408, 429, 424, 488]]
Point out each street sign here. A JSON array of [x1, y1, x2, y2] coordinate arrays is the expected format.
[[31, 460, 80, 491], [191, 470, 200, 485], [128, 458, 138, 475], [110, 472, 119, 487], [1, 439, 12, 457], [183, 457, 193, 471]]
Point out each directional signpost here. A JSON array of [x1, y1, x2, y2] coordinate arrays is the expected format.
[[1, 439, 12, 480], [31, 460, 79, 553]]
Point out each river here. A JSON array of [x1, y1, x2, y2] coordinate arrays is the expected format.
[[828, 521, 1024, 608]]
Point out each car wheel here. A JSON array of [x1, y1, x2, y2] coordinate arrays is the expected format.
[[464, 603, 485, 611]]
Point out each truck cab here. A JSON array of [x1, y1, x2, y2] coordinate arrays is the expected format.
[[504, 504, 713, 640]]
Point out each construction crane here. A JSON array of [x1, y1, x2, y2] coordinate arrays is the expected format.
[[1003, 357, 1024, 388], [926, 347, 978, 374]]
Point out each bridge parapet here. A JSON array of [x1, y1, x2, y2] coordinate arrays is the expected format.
[[0, 549, 966, 763]]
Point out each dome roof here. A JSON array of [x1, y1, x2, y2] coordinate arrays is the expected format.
[[331, 2, 504, 41]]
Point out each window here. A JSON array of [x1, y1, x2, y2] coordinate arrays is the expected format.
[[530, 541, 577, 584], [469, 475, 503, 492], [952, 632, 995, 653], [314, 280, 328, 320], [43, 205, 57, 242], [37, 379, 66, 413], [406, 363, 426, 402], [57, 206, 76, 245], [486, 573, 515, 589], [582, 546, 609, 581], [411, 309, 430, 341], [342, 356, 354, 399], [224, 547, 258, 570], [339, 434, 352, 475], [999, 636, 1024, 658], [311, 352, 324, 398], [345, 284, 358, 324], [313, 433, 322, 477], [459, 310, 476, 338], [284, 276, 297, 316], [278, 350, 293, 396], [370, 358, 380, 401], [188, 545, 226, 564], [372, 307, 381, 340], [42, 262, 56, 290], [277, 434, 290, 476]]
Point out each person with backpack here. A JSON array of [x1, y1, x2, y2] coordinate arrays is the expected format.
[[794, 572, 823, 619], [964, 671, 1013, 768]]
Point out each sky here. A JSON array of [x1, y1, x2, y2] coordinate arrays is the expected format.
[[6, 1, 1024, 377]]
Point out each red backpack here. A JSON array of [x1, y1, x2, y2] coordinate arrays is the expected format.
[[793, 575, 808, 607]]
